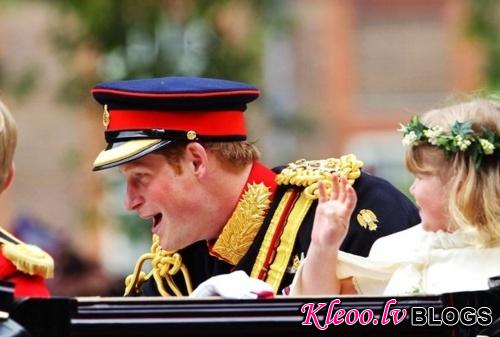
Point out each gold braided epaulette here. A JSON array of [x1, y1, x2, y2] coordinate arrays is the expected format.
[[0, 227, 54, 279], [276, 154, 363, 200]]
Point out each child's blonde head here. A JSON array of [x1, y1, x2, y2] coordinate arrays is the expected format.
[[405, 98, 500, 245], [0, 99, 17, 189]]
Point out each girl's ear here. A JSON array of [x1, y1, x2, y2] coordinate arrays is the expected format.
[[184, 142, 208, 178], [1, 163, 15, 193]]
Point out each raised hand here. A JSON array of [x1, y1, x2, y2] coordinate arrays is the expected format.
[[311, 174, 357, 250]]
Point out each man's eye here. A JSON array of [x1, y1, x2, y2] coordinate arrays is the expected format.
[[134, 173, 147, 182]]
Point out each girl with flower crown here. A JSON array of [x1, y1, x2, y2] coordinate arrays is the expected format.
[[290, 98, 500, 295]]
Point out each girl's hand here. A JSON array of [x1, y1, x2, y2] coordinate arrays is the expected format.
[[311, 174, 357, 250]]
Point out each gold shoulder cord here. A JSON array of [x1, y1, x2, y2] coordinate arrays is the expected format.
[[124, 234, 193, 297], [0, 227, 54, 279]]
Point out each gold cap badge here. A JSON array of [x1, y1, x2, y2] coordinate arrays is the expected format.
[[103, 104, 110, 128], [357, 209, 378, 231]]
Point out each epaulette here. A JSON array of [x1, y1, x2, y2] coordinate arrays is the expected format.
[[0, 227, 54, 279], [251, 155, 363, 292], [276, 154, 363, 198]]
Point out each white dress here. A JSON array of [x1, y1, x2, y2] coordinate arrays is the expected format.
[[291, 224, 500, 295]]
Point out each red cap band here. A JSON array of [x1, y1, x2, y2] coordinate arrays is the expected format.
[[107, 109, 247, 136]]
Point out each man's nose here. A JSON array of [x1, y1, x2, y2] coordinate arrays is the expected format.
[[125, 185, 144, 211]]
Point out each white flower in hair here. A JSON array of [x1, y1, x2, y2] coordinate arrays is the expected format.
[[423, 126, 444, 145], [479, 138, 495, 155], [455, 135, 472, 151], [402, 131, 418, 146]]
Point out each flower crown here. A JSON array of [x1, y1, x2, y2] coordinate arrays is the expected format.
[[398, 116, 499, 169]]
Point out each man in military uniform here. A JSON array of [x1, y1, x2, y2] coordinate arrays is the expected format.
[[91, 76, 420, 296]]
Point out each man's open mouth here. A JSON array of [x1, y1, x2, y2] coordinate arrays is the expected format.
[[152, 213, 163, 230]]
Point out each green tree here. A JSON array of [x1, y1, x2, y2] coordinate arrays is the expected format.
[[468, 0, 500, 91], [47, 0, 269, 102]]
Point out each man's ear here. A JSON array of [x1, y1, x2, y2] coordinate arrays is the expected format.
[[184, 142, 208, 178], [1, 163, 15, 193]]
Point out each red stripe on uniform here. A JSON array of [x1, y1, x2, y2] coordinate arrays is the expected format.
[[257, 190, 299, 280]]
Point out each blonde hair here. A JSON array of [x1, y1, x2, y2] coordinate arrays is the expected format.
[[158, 140, 260, 174], [0, 100, 17, 188], [405, 98, 500, 245]]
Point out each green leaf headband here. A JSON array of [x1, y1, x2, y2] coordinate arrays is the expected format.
[[398, 116, 499, 170]]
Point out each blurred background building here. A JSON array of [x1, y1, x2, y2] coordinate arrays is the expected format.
[[0, 0, 497, 296]]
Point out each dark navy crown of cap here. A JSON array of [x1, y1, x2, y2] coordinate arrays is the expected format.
[[92, 76, 260, 111]]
